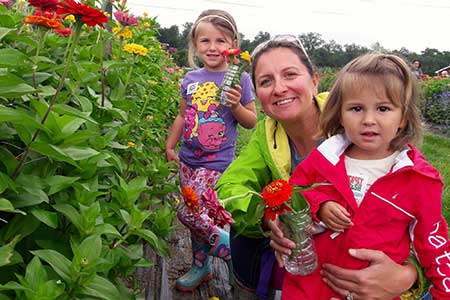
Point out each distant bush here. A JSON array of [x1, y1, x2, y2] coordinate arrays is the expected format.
[[318, 67, 337, 93], [421, 78, 450, 128]]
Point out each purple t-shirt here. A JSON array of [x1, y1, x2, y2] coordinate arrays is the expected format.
[[178, 68, 255, 172]]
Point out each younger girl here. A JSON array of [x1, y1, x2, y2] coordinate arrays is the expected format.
[[165, 9, 256, 291], [286, 53, 449, 299]]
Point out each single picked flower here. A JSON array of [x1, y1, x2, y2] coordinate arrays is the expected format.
[[202, 188, 234, 227], [181, 186, 199, 213], [222, 48, 241, 64], [262, 179, 293, 220], [240, 51, 251, 64]]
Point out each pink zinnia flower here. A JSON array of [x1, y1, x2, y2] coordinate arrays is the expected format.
[[169, 47, 177, 52], [163, 76, 170, 81], [114, 11, 138, 26], [0, 0, 13, 8], [164, 67, 174, 74], [54, 27, 71, 37]]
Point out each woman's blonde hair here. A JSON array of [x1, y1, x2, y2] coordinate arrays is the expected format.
[[321, 52, 423, 150], [187, 9, 239, 69]]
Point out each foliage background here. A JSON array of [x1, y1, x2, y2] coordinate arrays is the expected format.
[[0, 1, 181, 299]]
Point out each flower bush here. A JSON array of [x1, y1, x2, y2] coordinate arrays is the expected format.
[[0, 0, 181, 299], [420, 78, 450, 129]]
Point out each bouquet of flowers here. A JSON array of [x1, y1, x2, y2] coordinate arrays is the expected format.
[[216, 49, 251, 106]]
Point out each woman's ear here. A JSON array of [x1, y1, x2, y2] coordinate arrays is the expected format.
[[312, 72, 320, 94]]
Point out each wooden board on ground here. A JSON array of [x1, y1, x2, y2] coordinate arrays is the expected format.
[[140, 219, 232, 300]]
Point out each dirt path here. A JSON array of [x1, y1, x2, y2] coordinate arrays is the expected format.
[[141, 219, 232, 300]]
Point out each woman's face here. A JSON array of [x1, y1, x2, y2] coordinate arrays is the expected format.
[[254, 47, 319, 123]]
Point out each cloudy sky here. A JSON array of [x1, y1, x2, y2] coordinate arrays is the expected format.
[[127, 0, 450, 53]]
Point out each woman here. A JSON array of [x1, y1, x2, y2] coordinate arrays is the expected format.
[[216, 36, 423, 300]]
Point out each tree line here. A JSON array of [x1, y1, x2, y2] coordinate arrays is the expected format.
[[157, 23, 450, 76]]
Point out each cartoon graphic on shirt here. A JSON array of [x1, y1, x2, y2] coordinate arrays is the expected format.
[[184, 81, 227, 157], [184, 104, 198, 140], [191, 82, 220, 112], [197, 109, 227, 151]]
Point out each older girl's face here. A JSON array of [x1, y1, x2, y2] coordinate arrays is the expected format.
[[254, 48, 319, 123]]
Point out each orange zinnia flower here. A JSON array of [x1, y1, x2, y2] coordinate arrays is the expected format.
[[181, 186, 199, 212], [25, 15, 65, 30], [262, 179, 293, 220]]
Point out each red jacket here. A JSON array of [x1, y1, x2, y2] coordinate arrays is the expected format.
[[284, 134, 448, 300]]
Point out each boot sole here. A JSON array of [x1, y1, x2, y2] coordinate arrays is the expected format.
[[175, 273, 214, 292]]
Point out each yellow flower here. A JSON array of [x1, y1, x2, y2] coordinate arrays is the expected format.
[[143, 22, 150, 28], [112, 27, 133, 39], [143, 12, 148, 17], [210, 297, 220, 300], [123, 43, 148, 56], [240, 51, 251, 64], [147, 80, 158, 87], [146, 115, 154, 122], [64, 15, 76, 23], [127, 141, 136, 148]]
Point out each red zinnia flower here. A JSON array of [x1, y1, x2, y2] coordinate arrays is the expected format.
[[262, 180, 293, 220], [222, 49, 240, 56], [57, 0, 108, 27], [25, 15, 65, 30], [29, 0, 58, 12], [181, 186, 199, 212]]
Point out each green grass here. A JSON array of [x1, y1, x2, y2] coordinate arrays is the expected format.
[[420, 133, 450, 221]]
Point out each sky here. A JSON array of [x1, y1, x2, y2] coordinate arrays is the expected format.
[[127, 0, 450, 53]]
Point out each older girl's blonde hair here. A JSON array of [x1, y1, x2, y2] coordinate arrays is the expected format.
[[321, 53, 423, 150], [187, 9, 239, 69]]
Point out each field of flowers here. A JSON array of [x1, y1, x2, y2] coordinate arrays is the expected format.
[[0, 0, 182, 299]]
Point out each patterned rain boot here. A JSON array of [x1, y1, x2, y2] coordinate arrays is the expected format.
[[209, 227, 233, 285], [175, 240, 213, 292]]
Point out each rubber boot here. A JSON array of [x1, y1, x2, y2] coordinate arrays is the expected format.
[[209, 228, 234, 285], [176, 240, 213, 291]]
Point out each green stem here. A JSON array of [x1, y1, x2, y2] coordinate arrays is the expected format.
[[12, 21, 84, 180], [121, 62, 134, 99], [220, 190, 262, 206]]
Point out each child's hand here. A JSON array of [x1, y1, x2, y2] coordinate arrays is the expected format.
[[318, 201, 353, 232], [165, 148, 179, 163], [225, 84, 242, 109]]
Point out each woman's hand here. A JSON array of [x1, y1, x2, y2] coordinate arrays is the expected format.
[[266, 218, 296, 267], [321, 249, 417, 300]]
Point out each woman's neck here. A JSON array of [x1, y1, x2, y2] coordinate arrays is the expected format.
[[281, 110, 321, 157]]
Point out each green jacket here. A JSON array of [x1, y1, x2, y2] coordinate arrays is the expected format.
[[216, 93, 328, 238]]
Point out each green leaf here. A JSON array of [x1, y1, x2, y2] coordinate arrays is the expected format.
[[0, 28, 13, 41], [31, 250, 71, 282], [30, 141, 78, 167], [0, 48, 30, 67], [13, 188, 49, 208], [29, 208, 58, 229], [53, 203, 81, 230], [52, 104, 97, 124], [133, 229, 168, 256], [77, 235, 102, 263], [0, 198, 26, 215], [0, 281, 28, 292], [46, 175, 80, 195], [25, 257, 47, 291], [80, 275, 121, 300], [127, 177, 148, 202], [92, 224, 121, 238], [61, 146, 99, 161], [1, 214, 40, 241], [0, 236, 20, 267], [0, 83, 35, 98], [0, 106, 42, 130], [0, 172, 17, 193], [22, 72, 53, 85]]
